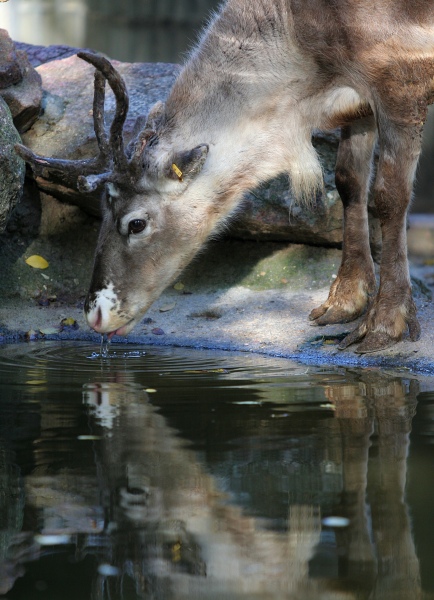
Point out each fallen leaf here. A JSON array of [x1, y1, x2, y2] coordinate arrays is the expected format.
[[60, 317, 79, 331], [159, 302, 176, 312], [151, 327, 165, 335], [173, 282, 184, 291], [25, 255, 49, 269]]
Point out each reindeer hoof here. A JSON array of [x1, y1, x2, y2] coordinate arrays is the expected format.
[[309, 305, 327, 321], [354, 331, 398, 354], [339, 318, 421, 353], [338, 325, 365, 350], [339, 328, 397, 353], [408, 314, 421, 342]]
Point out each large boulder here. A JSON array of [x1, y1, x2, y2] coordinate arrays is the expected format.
[[0, 97, 25, 233], [20, 49, 380, 250]]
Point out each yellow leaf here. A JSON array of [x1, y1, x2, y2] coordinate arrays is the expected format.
[[25, 255, 49, 269], [61, 317, 76, 326], [173, 282, 184, 291]]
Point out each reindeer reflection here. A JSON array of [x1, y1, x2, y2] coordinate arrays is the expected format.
[[81, 370, 422, 599], [320, 374, 421, 599], [0, 367, 424, 598]]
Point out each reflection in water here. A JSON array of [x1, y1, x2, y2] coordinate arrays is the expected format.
[[0, 343, 430, 598]]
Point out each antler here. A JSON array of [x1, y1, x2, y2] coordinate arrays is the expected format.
[[15, 51, 131, 194]]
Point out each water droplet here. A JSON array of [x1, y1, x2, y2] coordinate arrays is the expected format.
[[100, 333, 111, 358]]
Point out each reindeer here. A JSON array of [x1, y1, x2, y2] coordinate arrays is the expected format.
[[16, 0, 434, 353]]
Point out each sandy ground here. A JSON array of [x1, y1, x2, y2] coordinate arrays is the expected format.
[[0, 249, 433, 375]]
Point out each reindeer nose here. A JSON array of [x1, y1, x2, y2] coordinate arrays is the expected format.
[[84, 284, 122, 333], [86, 305, 103, 332], [84, 291, 110, 333]]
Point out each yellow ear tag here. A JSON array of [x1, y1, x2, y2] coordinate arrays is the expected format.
[[172, 163, 183, 182]]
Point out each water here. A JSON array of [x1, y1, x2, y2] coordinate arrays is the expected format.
[[0, 341, 433, 598]]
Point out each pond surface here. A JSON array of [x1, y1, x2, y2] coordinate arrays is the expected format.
[[0, 342, 434, 599]]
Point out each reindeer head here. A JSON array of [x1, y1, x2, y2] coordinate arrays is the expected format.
[[17, 53, 210, 338]]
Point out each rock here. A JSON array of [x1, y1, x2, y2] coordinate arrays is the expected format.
[[14, 42, 93, 68], [0, 97, 25, 233], [20, 47, 380, 250], [230, 180, 344, 246], [0, 51, 43, 133], [0, 31, 43, 133], [0, 29, 22, 88]]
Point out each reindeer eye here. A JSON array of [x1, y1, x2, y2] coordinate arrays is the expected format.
[[128, 219, 147, 235]]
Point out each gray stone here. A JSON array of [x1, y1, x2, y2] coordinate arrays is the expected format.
[[0, 29, 22, 89], [0, 32, 43, 133], [0, 50, 43, 133], [0, 97, 25, 233]]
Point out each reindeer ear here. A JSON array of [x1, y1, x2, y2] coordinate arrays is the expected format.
[[168, 144, 209, 182], [127, 101, 167, 163]]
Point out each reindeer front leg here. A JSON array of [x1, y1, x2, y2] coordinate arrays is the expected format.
[[339, 121, 421, 353], [310, 116, 377, 325]]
